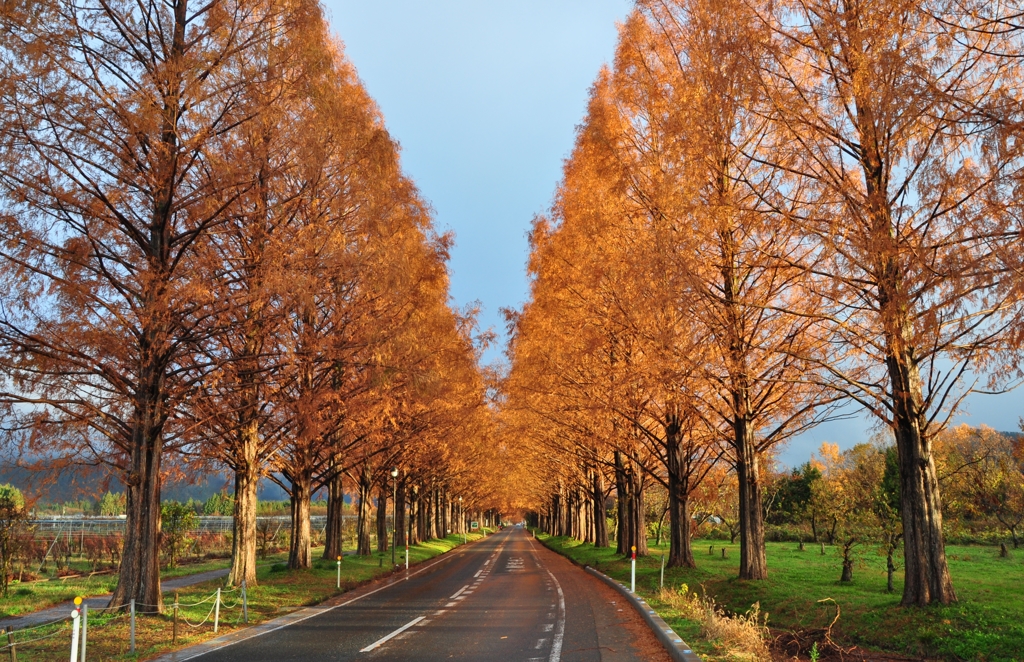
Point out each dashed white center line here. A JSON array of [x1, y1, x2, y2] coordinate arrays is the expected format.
[[450, 585, 470, 599], [474, 569, 482, 578], [359, 616, 425, 652]]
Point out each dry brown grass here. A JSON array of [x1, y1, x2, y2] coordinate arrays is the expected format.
[[658, 584, 772, 661]]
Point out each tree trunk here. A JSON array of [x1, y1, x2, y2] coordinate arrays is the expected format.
[[228, 425, 260, 586], [736, 418, 768, 579], [356, 466, 372, 556], [615, 451, 647, 557], [614, 453, 630, 555], [841, 557, 854, 582], [395, 480, 407, 549], [888, 344, 956, 605], [322, 466, 344, 560], [593, 468, 609, 548], [583, 483, 594, 543], [427, 488, 437, 539], [887, 549, 896, 592], [439, 489, 448, 536], [376, 484, 389, 553], [417, 489, 428, 542], [666, 417, 696, 568], [109, 375, 165, 613], [111, 451, 163, 612], [631, 476, 647, 557], [288, 471, 312, 570]]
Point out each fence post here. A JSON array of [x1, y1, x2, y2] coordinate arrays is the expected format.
[[69, 597, 82, 662], [129, 599, 135, 654], [80, 602, 87, 662], [241, 580, 248, 625], [173, 592, 179, 644], [214, 588, 221, 634], [7, 627, 16, 662]]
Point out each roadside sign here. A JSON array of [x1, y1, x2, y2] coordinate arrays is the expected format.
[[470, 521, 479, 530]]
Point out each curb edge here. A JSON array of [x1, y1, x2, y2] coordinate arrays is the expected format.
[[584, 566, 702, 662]]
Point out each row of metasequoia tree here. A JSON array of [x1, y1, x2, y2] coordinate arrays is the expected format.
[[501, 0, 1024, 607], [0, 0, 497, 612]]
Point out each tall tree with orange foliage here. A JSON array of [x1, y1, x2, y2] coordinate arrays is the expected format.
[[760, 0, 1024, 604], [0, 0, 282, 611], [599, 3, 836, 579], [184, 0, 350, 588]]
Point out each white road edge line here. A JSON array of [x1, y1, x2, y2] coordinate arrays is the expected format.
[[528, 537, 565, 662], [450, 585, 470, 599], [358, 616, 425, 652]]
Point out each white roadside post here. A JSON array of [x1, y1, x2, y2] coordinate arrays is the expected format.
[[630, 546, 636, 593], [69, 597, 82, 662], [660, 554, 666, 589], [214, 588, 221, 633], [337, 556, 342, 590], [80, 601, 87, 661], [405, 545, 409, 571]]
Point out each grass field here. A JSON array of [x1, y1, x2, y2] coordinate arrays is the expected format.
[[1, 533, 488, 661], [537, 534, 1024, 661], [0, 555, 264, 619]]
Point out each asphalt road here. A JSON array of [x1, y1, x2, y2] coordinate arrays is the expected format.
[[173, 526, 670, 662]]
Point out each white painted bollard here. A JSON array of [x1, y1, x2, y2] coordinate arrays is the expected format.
[[336, 556, 342, 589], [214, 588, 221, 633], [129, 599, 136, 654], [660, 554, 665, 590], [630, 546, 636, 593], [80, 602, 87, 661], [405, 545, 409, 571], [69, 597, 82, 662]]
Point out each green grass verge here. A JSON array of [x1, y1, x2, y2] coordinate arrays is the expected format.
[[0, 555, 294, 619], [536, 532, 1024, 661], [2, 533, 488, 661]]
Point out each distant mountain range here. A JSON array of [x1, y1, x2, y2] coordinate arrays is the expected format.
[[0, 463, 290, 504]]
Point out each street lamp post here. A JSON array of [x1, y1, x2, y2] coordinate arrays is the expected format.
[[390, 468, 399, 567]]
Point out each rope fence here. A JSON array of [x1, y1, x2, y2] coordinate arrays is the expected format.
[[1, 581, 250, 660]]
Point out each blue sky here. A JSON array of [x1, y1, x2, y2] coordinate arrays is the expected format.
[[323, 0, 632, 357], [322, 1, 1023, 467]]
